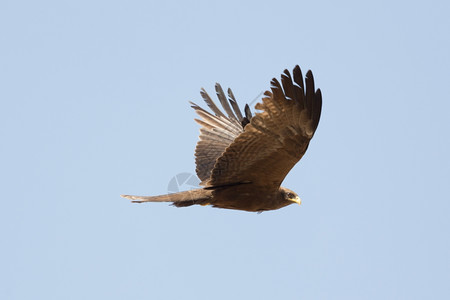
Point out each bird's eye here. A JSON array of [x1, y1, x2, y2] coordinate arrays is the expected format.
[[287, 193, 293, 198]]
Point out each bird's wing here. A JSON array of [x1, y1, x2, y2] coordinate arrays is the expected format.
[[204, 66, 322, 189], [191, 84, 252, 183]]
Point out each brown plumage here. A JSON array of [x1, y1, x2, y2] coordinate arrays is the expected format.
[[121, 65, 322, 212]]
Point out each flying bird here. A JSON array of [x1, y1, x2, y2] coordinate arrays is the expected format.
[[122, 65, 322, 212]]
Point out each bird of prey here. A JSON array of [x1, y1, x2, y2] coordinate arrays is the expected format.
[[122, 65, 322, 212]]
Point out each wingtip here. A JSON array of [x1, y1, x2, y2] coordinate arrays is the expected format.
[[189, 101, 200, 109], [270, 77, 281, 89], [215, 83, 225, 94]]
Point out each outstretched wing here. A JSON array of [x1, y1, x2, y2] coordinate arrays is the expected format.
[[191, 84, 252, 183], [204, 66, 322, 190]]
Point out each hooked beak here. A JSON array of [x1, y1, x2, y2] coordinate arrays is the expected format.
[[292, 196, 302, 206]]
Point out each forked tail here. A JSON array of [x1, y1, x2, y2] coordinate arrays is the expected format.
[[121, 188, 213, 207]]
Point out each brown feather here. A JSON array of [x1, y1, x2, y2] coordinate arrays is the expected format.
[[191, 89, 247, 183], [215, 83, 237, 120], [121, 189, 212, 205], [204, 66, 321, 191], [227, 88, 244, 121]]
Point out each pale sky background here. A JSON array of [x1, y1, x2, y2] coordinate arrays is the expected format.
[[1, 0, 449, 299]]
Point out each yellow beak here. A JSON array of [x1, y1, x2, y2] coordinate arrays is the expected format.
[[292, 196, 302, 206]]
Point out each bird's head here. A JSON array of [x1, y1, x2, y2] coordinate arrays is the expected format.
[[280, 187, 302, 206]]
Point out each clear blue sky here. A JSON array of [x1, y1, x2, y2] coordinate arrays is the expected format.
[[1, 0, 449, 299]]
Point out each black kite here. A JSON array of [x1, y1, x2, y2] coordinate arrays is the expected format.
[[122, 65, 322, 212]]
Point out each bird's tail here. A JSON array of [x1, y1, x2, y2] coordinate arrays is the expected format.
[[121, 188, 213, 207]]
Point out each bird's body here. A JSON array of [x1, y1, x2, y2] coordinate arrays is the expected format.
[[122, 65, 322, 212], [204, 185, 299, 212], [124, 185, 298, 212]]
